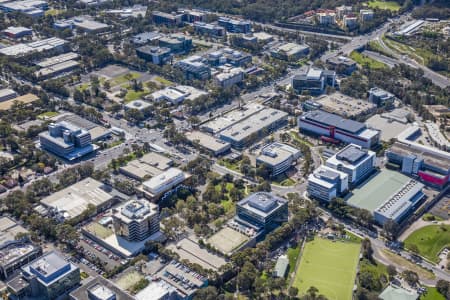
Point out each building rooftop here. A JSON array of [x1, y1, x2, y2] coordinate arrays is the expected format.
[[219, 107, 288, 143], [238, 192, 287, 217], [274, 42, 309, 56], [70, 275, 134, 300], [301, 110, 366, 134], [335, 144, 368, 164], [3, 26, 31, 35], [124, 99, 151, 111], [114, 199, 158, 224], [36, 52, 79, 68], [142, 168, 186, 194], [155, 262, 207, 297], [379, 285, 419, 300], [39, 178, 114, 220], [132, 31, 161, 44], [257, 142, 300, 166], [135, 280, 175, 300], [71, 16, 109, 31], [120, 152, 173, 180], [185, 130, 230, 153], [0, 93, 39, 110], [389, 142, 450, 171], [0, 37, 66, 56], [315, 92, 376, 118], [22, 251, 78, 286]]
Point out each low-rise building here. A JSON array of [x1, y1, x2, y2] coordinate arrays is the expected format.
[[140, 168, 189, 199], [235, 192, 288, 232], [119, 152, 173, 181], [326, 144, 376, 185], [368, 87, 395, 107], [136, 45, 172, 65], [2, 26, 32, 39], [124, 99, 152, 112], [194, 21, 226, 37], [131, 31, 162, 45], [343, 15, 358, 28], [271, 42, 310, 61], [315, 92, 376, 119], [207, 48, 252, 67], [150, 85, 207, 105], [70, 276, 134, 300], [292, 68, 335, 95], [39, 178, 116, 222], [185, 130, 231, 156], [55, 16, 109, 33], [273, 255, 289, 278], [218, 17, 251, 33], [298, 110, 380, 148], [0, 0, 47, 17], [158, 34, 192, 53], [0, 217, 42, 280], [256, 142, 301, 177], [214, 67, 244, 88], [318, 12, 336, 25], [359, 9, 374, 22], [326, 56, 357, 75], [0, 37, 67, 57], [39, 121, 97, 161], [113, 199, 160, 242], [35, 53, 80, 79], [175, 55, 210, 80], [8, 251, 80, 300], [307, 165, 348, 202], [219, 108, 288, 149], [0, 89, 18, 102], [152, 11, 184, 26]]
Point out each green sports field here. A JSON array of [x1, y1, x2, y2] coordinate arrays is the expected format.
[[294, 237, 361, 300]]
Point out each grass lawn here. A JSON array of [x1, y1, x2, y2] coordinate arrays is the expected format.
[[422, 213, 444, 222], [154, 76, 174, 86], [218, 159, 241, 173], [287, 245, 300, 275], [37, 111, 58, 119], [45, 9, 62, 16], [350, 51, 388, 69], [77, 83, 90, 92], [115, 271, 144, 290], [124, 89, 150, 102], [290, 131, 313, 147], [111, 72, 141, 86], [404, 225, 450, 263], [420, 287, 446, 300], [368, 1, 401, 11], [381, 249, 435, 280], [272, 174, 296, 187], [293, 237, 361, 300]]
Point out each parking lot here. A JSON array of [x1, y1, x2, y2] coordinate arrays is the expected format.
[[77, 236, 123, 271]]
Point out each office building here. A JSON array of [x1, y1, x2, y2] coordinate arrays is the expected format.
[[273, 255, 289, 278], [141, 167, 189, 199], [379, 285, 419, 300], [0, 37, 67, 57], [158, 34, 192, 53], [235, 192, 288, 232], [256, 142, 301, 177], [178, 8, 205, 23], [194, 21, 225, 37], [271, 43, 310, 61], [136, 45, 172, 65], [218, 17, 251, 33], [152, 11, 183, 26], [124, 99, 151, 112], [425, 121, 450, 151], [359, 9, 374, 22], [35, 53, 80, 79], [150, 85, 208, 105], [318, 12, 336, 25], [292, 68, 336, 95], [39, 121, 97, 161], [39, 178, 115, 222], [0, 89, 17, 102], [386, 142, 450, 188], [2, 26, 32, 39], [343, 15, 358, 28], [70, 276, 134, 300], [308, 165, 349, 202], [175, 55, 210, 80], [214, 67, 244, 88], [0, 217, 42, 280], [104, 4, 147, 19], [119, 152, 173, 181], [326, 144, 376, 185], [10, 251, 80, 300], [336, 5, 353, 19], [113, 200, 159, 242], [185, 130, 231, 156], [368, 87, 395, 107], [219, 108, 288, 149], [0, 0, 47, 17], [207, 48, 252, 67], [326, 56, 357, 75], [135, 280, 176, 300], [131, 31, 162, 45], [0, 93, 39, 111], [298, 110, 380, 148]]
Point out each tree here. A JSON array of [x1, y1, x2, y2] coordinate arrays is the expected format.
[[73, 89, 84, 102], [289, 286, 299, 297], [387, 265, 397, 280], [402, 270, 419, 286], [383, 220, 399, 240], [193, 286, 218, 300], [408, 244, 420, 256]]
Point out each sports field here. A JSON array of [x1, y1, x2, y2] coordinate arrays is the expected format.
[[368, 1, 401, 11], [404, 225, 450, 263], [294, 237, 361, 300]]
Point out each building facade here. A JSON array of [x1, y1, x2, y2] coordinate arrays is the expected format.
[[307, 165, 349, 202], [256, 142, 301, 177]]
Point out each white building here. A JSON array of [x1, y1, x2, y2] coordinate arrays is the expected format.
[[256, 142, 301, 176], [113, 200, 159, 242], [141, 168, 188, 198], [214, 67, 244, 88], [308, 165, 349, 202], [150, 85, 207, 105], [326, 144, 376, 185], [318, 12, 336, 25], [359, 9, 374, 22]]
